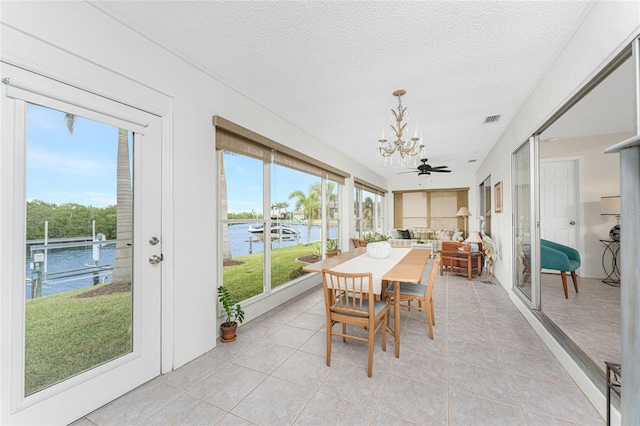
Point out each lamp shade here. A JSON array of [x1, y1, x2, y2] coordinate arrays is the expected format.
[[456, 207, 471, 217], [465, 232, 482, 244], [600, 196, 620, 215]]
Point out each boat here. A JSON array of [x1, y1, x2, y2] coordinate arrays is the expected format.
[[247, 223, 298, 240]]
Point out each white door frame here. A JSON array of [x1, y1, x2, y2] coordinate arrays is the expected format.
[[540, 156, 584, 276], [0, 56, 174, 424]]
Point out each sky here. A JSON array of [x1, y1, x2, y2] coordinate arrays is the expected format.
[[223, 153, 321, 214], [26, 103, 316, 213], [27, 103, 123, 207]]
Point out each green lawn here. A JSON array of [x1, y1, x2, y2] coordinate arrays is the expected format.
[[223, 242, 320, 301], [25, 285, 132, 396], [23, 243, 318, 396]]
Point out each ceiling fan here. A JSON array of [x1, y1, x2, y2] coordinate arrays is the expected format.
[[398, 158, 451, 176]]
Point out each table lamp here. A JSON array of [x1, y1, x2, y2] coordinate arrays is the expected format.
[[456, 207, 471, 238], [465, 232, 483, 253], [600, 196, 620, 241]]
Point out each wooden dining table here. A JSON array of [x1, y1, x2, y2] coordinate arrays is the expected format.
[[303, 246, 431, 358]]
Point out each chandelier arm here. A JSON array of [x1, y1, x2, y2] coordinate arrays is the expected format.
[[399, 122, 407, 137], [377, 89, 422, 164]]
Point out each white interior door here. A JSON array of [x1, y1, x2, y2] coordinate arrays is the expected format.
[[1, 64, 162, 425], [540, 158, 579, 252]]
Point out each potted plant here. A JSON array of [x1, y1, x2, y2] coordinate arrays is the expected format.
[[217, 286, 245, 342], [363, 231, 392, 259], [363, 231, 390, 243]]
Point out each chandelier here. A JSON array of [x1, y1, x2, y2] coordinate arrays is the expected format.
[[377, 89, 424, 165]]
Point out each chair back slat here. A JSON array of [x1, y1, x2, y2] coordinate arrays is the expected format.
[[326, 249, 342, 258], [384, 253, 440, 340], [322, 269, 374, 315], [425, 254, 441, 300], [320, 267, 389, 377], [351, 238, 368, 248]]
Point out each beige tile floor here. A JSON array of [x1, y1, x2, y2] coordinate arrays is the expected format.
[[75, 264, 604, 425], [540, 273, 621, 371]]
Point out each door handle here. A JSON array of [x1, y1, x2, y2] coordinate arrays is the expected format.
[[569, 221, 576, 225], [149, 254, 164, 264]]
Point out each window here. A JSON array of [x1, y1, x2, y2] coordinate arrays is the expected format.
[[325, 179, 341, 253], [354, 179, 386, 238], [215, 117, 348, 303], [220, 151, 266, 301], [271, 163, 321, 290], [393, 188, 469, 230], [479, 176, 492, 236]]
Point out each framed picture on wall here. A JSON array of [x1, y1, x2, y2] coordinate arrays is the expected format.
[[494, 181, 503, 213]]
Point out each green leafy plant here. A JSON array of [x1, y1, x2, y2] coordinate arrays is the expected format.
[[310, 242, 322, 258], [326, 238, 339, 251], [363, 231, 390, 243], [217, 286, 245, 327], [289, 266, 306, 279]]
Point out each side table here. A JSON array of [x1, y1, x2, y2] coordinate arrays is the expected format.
[[599, 239, 620, 286], [439, 250, 482, 280]]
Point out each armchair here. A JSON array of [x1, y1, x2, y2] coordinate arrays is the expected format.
[[540, 239, 580, 298]]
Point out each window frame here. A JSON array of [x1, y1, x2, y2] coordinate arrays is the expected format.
[[214, 117, 349, 304]]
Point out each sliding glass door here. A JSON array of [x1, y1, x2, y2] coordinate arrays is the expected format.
[[512, 136, 540, 309]]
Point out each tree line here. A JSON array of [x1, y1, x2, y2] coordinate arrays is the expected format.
[[27, 200, 117, 240]]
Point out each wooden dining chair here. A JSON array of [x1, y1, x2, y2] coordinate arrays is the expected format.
[[321, 268, 389, 377], [350, 237, 368, 248], [325, 249, 342, 258], [384, 254, 441, 340]]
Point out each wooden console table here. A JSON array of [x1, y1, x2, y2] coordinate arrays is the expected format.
[[440, 250, 482, 280]]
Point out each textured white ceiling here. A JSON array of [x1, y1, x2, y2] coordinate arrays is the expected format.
[[95, 0, 594, 179]]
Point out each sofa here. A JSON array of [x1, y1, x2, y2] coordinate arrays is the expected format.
[[387, 227, 464, 251]]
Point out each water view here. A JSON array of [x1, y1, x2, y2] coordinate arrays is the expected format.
[[25, 244, 116, 300], [227, 222, 337, 257], [25, 223, 338, 299]]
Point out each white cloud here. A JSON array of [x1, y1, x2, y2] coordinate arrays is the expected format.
[[28, 107, 64, 130], [83, 192, 117, 207], [28, 146, 110, 176]]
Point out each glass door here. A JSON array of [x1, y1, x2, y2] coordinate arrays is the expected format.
[[512, 136, 540, 309], [1, 64, 162, 425]]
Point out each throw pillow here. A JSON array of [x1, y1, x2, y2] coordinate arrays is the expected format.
[[399, 229, 411, 239]]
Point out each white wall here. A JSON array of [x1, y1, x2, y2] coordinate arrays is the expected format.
[[1, 0, 639, 421], [475, 2, 638, 418], [0, 1, 387, 373], [476, 1, 640, 290], [541, 133, 629, 278]]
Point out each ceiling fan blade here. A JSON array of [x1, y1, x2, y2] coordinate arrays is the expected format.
[[431, 169, 451, 173], [430, 166, 449, 170]]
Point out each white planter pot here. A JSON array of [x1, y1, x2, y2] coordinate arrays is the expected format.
[[366, 241, 391, 259]]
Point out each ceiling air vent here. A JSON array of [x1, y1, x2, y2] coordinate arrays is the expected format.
[[483, 115, 501, 124]]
